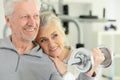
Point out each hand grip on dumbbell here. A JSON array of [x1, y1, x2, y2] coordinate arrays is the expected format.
[[68, 46, 113, 72]]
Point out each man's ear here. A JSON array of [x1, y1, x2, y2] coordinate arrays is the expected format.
[[5, 16, 11, 27]]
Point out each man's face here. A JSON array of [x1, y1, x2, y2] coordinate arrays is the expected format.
[[6, 1, 40, 41]]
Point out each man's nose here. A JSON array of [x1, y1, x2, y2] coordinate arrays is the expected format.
[[28, 16, 35, 25]]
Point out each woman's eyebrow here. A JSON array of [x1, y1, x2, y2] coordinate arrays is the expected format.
[[51, 31, 57, 35]]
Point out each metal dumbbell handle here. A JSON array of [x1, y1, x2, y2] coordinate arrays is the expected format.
[[68, 48, 93, 72]]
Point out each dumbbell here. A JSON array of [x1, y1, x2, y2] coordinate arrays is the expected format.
[[68, 46, 113, 72]]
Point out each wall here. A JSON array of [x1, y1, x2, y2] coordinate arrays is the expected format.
[[0, 0, 5, 38]]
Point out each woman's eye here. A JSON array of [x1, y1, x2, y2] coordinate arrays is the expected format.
[[40, 39, 47, 43], [40, 40, 44, 43], [53, 34, 58, 38]]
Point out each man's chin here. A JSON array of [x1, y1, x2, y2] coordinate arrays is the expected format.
[[22, 36, 36, 42]]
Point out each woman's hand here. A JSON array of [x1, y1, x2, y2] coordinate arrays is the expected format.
[[86, 48, 105, 77], [50, 57, 67, 76]]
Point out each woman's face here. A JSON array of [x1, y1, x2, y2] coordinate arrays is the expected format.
[[36, 22, 64, 58]]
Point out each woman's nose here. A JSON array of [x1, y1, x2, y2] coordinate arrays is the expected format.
[[48, 39, 56, 48]]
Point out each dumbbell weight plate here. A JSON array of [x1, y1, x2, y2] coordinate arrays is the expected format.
[[98, 46, 112, 68]]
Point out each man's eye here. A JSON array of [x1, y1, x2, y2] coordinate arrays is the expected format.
[[34, 15, 39, 18], [34, 15, 39, 19], [21, 15, 28, 19]]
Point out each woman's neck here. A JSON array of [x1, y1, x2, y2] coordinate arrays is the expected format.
[[58, 47, 70, 61]]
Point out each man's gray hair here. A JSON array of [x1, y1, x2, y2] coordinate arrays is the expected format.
[[3, 0, 41, 16]]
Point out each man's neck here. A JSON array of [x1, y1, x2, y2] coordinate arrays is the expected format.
[[11, 36, 35, 54]]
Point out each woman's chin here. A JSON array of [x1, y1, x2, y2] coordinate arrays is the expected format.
[[49, 54, 58, 58]]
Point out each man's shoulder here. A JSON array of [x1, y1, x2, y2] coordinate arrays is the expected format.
[[0, 36, 9, 41], [0, 37, 9, 46]]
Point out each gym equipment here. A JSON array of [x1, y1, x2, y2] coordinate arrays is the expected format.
[[68, 46, 113, 72]]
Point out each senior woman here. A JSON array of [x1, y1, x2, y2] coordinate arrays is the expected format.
[[36, 11, 105, 80]]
